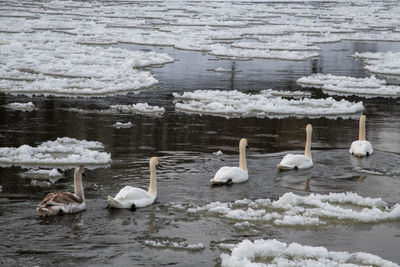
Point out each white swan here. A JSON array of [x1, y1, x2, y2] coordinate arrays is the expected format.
[[278, 124, 313, 170], [108, 157, 160, 210], [349, 115, 373, 157], [37, 166, 86, 216], [210, 138, 249, 186]]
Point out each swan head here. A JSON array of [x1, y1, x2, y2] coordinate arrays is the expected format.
[[306, 124, 312, 133], [74, 165, 85, 177], [150, 157, 161, 168], [239, 138, 249, 150]]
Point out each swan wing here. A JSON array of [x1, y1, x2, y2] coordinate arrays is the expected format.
[[39, 192, 83, 207], [278, 154, 313, 169], [349, 140, 373, 157], [211, 166, 248, 184], [37, 192, 85, 216]]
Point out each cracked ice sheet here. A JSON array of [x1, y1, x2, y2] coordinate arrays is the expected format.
[[173, 90, 364, 119]]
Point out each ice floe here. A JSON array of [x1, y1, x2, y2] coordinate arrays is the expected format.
[[353, 52, 400, 77], [173, 90, 363, 119], [297, 74, 400, 97], [66, 103, 165, 116], [186, 192, 400, 227], [144, 240, 205, 251], [3, 102, 35, 111], [220, 239, 398, 267], [0, 137, 111, 168], [19, 168, 63, 182], [0, 31, 170, 97], [113, 122, 133, 129]]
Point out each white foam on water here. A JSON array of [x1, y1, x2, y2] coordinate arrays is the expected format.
[[220, 239, 399, 267], [173, 90, 364, 119], [0, 137, 111, 168]]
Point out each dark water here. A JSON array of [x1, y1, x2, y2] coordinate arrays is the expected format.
[[1, 40, 400, 266]]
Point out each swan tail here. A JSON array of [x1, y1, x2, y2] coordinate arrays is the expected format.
[[107, 196, 122, 208]]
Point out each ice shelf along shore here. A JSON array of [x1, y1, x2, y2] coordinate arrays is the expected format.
[[220, 239, 399, 267], [353, 52, 400, 77], [2, 1, 400, 96], [173, 90, 364, 119], [297, 74, 400, 97], [184, 192, 400, 227], [0, 137, 111, 169]]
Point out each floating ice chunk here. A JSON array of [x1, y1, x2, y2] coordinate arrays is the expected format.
[[0, 32, 170, 97], [214, 67, 231, 72], [3, 102, 35, 111], [260, 89, 311, 98], [209, 44, 319, 61], [19, 168, 63, 181], [220, 239, 398, 267], [109, 103, 165, 116], [342, 32, 400, 42], [144, 240, 205, 250], [297, 74, 400, 97], [67, 103, 165, 116], [232, 39, 320, 51], [186, 192, 400, 227], [0, 137, 111, 168], [353, 52, 400, 77], [113, 122, 133, 129], [173, 90, 363, 119], [213, 150, 223, 156]]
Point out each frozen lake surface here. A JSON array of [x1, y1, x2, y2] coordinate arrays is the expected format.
[[1, 0, 400, 266]]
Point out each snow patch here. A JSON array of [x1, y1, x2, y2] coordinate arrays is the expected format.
[[4, 102, 35, 111]]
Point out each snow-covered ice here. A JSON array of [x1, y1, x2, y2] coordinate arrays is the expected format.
[[0, 137, 111, 168], [186, 192, 400, 227], [174, 90, 364, 119], [4, 102, 35, 111], [220, 239, 398, 267], [297, 74, 400, 97]]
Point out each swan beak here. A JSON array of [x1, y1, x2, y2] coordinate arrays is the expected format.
[[157, 163, 163, 168], [82, 173, 86, 177], [246, 146, 250, 149]]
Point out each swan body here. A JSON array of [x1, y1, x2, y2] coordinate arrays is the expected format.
[[350, 115, 373, 157], [108, 157, 160, 210], [278, 124, 313, 170], [278, 154, 313, 170], [37, 166, 86, 216], [210, 138, 249, 186], [349, 140, 373, 157]]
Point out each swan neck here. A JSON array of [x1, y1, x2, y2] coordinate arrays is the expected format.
[[148, 162, 157, 198], [304, 128, 312, 159], [239, 145, 247, 171], [359, 116, 366, 141], [74, 172, 85, 201]]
